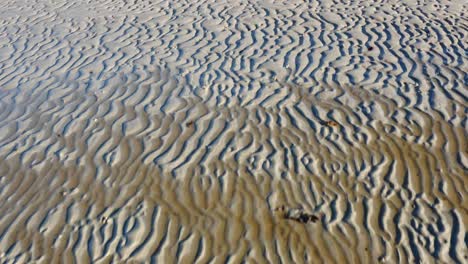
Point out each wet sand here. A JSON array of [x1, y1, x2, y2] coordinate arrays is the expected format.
[[0, 0, 467, 263]]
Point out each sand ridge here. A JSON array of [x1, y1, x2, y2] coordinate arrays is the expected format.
[[0, 0, 467, 263]]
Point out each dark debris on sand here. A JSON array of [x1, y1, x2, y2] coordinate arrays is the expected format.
[[320, 120, 339, 127], [274, 205, 320, 224]]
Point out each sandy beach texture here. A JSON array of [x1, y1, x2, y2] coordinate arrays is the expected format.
[[0, 0, 467, 263]]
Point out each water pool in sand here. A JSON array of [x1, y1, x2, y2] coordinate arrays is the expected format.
[[0, 0, 467, 263]]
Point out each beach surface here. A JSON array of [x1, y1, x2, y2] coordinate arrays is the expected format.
[[0, 0, 467, 263]]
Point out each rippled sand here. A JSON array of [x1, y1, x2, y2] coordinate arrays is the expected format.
[[0, 0, 467, 263]]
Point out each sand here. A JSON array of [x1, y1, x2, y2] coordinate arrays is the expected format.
[[0, 0, 467, 263]]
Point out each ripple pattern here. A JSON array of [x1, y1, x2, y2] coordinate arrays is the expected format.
[[0, 0, 467, 263]]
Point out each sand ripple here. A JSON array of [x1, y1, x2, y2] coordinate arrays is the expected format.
[[0, 0, 467, 263]]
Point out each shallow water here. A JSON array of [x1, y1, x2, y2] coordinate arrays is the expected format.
[[0, 0, 467, 263]]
